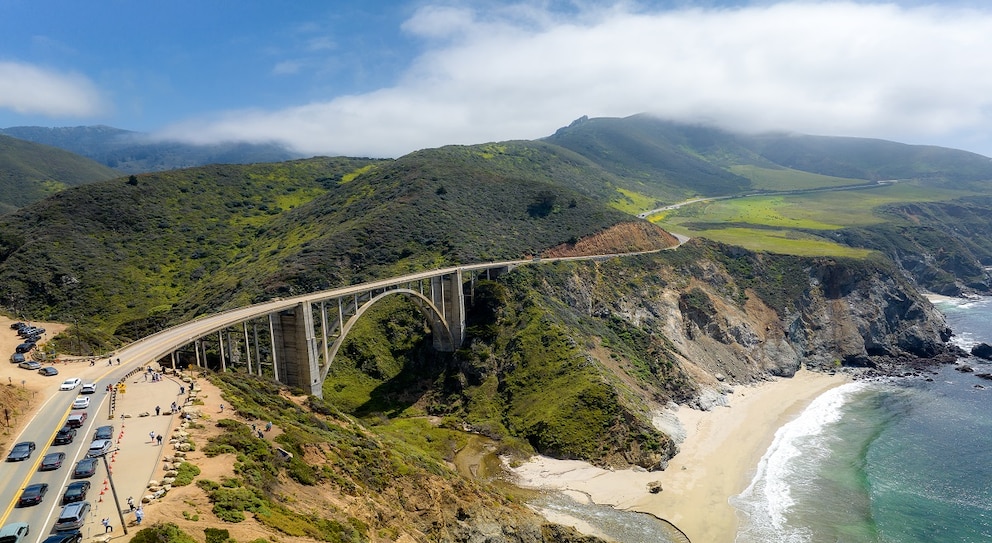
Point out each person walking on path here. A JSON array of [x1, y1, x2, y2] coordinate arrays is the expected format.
[[265, 420, 272, 432], [156, 434, 163, 445], [149, 431, 156, 443], [127, 496, 135, 511], [135, 506, 144, 525], [219, 403, 224, 413], [102, 518, 112, 532], [155, 405, 161, 416]]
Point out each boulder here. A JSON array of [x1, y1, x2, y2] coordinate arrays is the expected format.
[[956, 365, 975, 373], [971, 343, 992, 360], [647, 481, 663, 493]]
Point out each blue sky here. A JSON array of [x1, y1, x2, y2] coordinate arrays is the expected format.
[[3, 0, 992, 158]]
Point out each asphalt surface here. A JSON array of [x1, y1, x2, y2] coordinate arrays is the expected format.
[[1, 356, 190, 542]]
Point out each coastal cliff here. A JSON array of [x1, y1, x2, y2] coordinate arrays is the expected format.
[[437, 240, 958, 471]]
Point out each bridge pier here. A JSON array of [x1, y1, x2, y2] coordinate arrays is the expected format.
[[269, 303, 322, 396]]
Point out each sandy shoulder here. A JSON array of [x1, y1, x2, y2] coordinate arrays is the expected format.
[[508, 368, 849, 543]]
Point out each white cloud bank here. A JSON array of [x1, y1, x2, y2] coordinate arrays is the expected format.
[[0, 61, 104, 117], [159, 1, 992, 158]]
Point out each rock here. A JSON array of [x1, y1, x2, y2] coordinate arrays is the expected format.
[[714, 372, 726, 382], [174, 451, 187, 458], [971, 343, 992, 360], [165, 470, 178, 477], [956, 364, 975, 373], [647, 481, 663, 493], [162, 477, 176, 485], [142, 495, 153, 503], [976, 373, 992, 381], [147, 480, 159, 487]]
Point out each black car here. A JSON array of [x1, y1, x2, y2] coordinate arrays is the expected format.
[[39, 452, 65, 471], [72, 457, 98, 478], [53, 427, 76, 445], [16, 482, 48, 507], [93, 425, 114, 441], [15, 343, 35, 353], [6, 441, 35, 461], [41, 532, 82, 543], [61, 481, 90, 504]]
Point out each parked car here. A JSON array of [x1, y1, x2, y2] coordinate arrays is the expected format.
[[14, 343, 35, 354], [41, 532, 82, 543], [16, 483, 48, 507], [53, 502, 90, 532], [71, 458, 97, 478], [53, 427, 76, 445], [61, 481, 90, 504], [86, 439, 113, 458], [41, 532, 81, 543], [70, 396, 89, 409], [38, 367, 58, 376], [66, 412, 87, 428], [59, 378, 81, 391], [6, 441, 35, 462], [39, 452, 65, 471], [0, 522, 30, 543], [80, 383, 97, 394], [9, 353, 24, 364], [9, 321, 24, 330], [93, 425, 114, 440]]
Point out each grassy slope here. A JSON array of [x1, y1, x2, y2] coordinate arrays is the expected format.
[[0, 135, 121, 212]]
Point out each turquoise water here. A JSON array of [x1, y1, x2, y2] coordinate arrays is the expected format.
[[733, 297, 992, 542]]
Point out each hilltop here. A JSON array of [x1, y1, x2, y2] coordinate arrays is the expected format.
[[0, 134, 121, 213]]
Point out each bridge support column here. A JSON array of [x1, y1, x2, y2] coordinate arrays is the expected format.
[[431, 270, 465, 351], [269, 303, 322, 396]]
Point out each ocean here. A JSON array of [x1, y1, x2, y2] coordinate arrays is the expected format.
[[732, 296, 992, 542]]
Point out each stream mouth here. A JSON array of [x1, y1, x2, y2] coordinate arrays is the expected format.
[[454, 434, 688, 543]]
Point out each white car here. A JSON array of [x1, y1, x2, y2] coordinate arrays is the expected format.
[[80, 383, 97, 394], [71, 396, 90, 409], [86, 439, 113, 458], [59, 378, 82, 391]]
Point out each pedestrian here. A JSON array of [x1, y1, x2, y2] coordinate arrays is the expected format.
[[171, 401, 177, 412], [219, 403, 224, 413], [257, 429, 264, 439], [116, 358, 121, 365], [155, 405, 160, 416], [265, 420, 272, 432], [135, 506, 144, 525], [149, 431, 156, 443], [156, 434, 163, 445], [127, 496, 135, 511], [102, 517, 112, 532], [179, 385, 185, 395]]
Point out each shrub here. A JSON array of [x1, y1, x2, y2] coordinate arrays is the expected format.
[[129, 523, 198, 543], [173, 462, 201, 486]]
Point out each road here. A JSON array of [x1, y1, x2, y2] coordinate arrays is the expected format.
[[0, 245, 692, 540]]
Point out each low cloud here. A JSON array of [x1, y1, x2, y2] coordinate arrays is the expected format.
[[0, 61, 104, 118], [158, 1, 992, 158]]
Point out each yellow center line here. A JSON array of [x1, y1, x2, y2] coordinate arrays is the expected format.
[[0, 401, 74, 525]]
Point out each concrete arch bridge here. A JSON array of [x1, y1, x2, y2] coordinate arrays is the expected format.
[[117, 261, 536, 397]]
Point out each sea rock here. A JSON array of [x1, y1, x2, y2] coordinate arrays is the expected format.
[[647, 481, 663, 493], [956, 364, 974, 373], [976, 373, 992, 381], [971, 343, 992, 360]]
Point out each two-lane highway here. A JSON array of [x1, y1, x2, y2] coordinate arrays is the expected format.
[[1, 365, 132, 542]]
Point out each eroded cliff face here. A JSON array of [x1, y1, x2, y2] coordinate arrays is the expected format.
[[463, 241, 958, 469]]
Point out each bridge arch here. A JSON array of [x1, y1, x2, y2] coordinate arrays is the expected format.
[[317, 288, 454, 384]]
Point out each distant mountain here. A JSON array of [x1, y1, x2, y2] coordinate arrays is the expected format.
[[0, 135, 121, 214], [544, 114, 992, 202], [0, 125, 301, 174]]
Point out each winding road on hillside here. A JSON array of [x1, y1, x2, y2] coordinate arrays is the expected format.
[[635, 178, 901, 219]]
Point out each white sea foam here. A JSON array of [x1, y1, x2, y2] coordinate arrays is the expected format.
[[732, 381, 871, 543]]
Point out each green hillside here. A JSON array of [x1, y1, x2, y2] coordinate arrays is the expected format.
[[0, 146, 649, 344], [0, 134, 121, 213]]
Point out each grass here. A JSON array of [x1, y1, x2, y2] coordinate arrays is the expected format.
[[610, 188, 659, 214], [730, 165, 868, 191], [652, 181, 977, 257]]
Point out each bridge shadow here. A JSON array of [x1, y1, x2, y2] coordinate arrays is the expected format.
[[351, 351, 451, 419]]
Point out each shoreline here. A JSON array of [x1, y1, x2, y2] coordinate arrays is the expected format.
[[508, 368, 850, 543]]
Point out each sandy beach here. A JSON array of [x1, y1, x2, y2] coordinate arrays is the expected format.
[[509, 368, 850, 543]]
